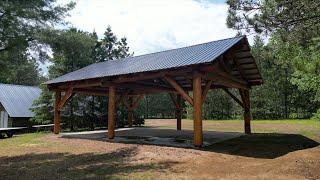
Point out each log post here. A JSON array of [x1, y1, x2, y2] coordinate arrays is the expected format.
[[108, 86, 116, 139], [54, 90, 61, 134], [128, 110, 133, 128], [124, 95, 143, 127], [176, 94, 182, 130], [128, 96, 134, 127], [239, 89, 251, 134], [193, 73, 203, 147]]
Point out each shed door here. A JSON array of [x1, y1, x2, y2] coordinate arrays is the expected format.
[[0, 111, 8, 128]]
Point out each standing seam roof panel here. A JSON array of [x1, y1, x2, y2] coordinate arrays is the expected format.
[[45, 36, 244, 85], [0, 84, 41, 117]]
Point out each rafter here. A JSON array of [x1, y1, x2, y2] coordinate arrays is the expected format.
[[218, 55, 232, 73], [206, 71, 249, 89]]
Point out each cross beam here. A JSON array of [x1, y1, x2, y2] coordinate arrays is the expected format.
[[223, 88, 244, 108], [164, 76, 193, 105], [122, 94, 144, 127], [58, 87, 74, 111]]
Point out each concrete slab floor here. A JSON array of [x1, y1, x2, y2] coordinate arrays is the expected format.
[[60, 127, 243, 148]]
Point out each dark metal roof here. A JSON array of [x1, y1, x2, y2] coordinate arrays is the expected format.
[[0, 84, 41, 117], [46, 36, 247, 85]]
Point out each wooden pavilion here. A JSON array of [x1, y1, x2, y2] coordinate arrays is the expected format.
[[45, 36, 263, 147]]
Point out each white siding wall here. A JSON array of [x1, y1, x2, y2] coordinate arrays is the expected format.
[[0, 103, 8, 128]]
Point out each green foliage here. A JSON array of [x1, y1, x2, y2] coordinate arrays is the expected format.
[[93, 26, 133, 62], [0, 0, 75, 85], [0, 0, 75, 53], [32, 28, 97, 126], [38, 28, 97, 78], [139, 94, 175, 119], [291, 38, 320, 119], [291, 38, 320, 102], [227, 0, 320, 44], [31, 84, 54, 124], [226, 0, 320, 119], [201, 90, 238, 119]]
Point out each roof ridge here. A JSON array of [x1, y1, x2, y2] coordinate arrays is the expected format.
[[97, 35, 244, 64]]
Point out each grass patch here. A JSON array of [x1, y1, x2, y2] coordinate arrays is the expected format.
[[0, 132, 48, 147], [0, 132, 53, 155]]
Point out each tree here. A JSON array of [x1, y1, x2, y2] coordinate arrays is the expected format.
[[226, 0, 320, 44], [0, 0, 75, 53], [31, 84, 54, 124], [291, 38, 320, 119], [227, 0, 320, 119], [0, 0, 75, 85], [32, 28, 97, 127], [93, 26, 132, 62], [92, 26, 135, 127]]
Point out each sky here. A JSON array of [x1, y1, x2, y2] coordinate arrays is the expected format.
[[62, 0, 237, 55]]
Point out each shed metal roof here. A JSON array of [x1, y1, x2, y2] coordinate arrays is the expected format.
[[46, 36, 247, 85], [0, 84, 41, 118]]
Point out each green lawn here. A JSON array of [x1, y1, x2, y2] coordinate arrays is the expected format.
[[0, 119, 319, 179]]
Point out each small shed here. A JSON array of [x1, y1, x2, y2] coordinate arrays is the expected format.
[[0, 84, 41, 128], [46, 36, 263, 147]]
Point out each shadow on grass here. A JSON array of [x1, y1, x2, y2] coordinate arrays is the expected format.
[[203, 133, 319, 159], [0, 146, 179, 179]]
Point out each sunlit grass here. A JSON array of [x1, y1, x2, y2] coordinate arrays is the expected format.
[[0, 132, 48, 147], [147, 119, 320, 142]]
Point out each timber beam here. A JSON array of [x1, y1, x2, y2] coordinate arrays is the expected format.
[[168, 93, 182, 131], [164, 76, 193, 105], [58, 87, 74, 111], [201, 80, 213, 104], [130, 94, 144, 111], [222, 88, 244, 108], [193, 72, 203, 147], [113, 68, 193, 83], [169, 93, 180, 109], [54, 90, 61, 134], [122, 94, 144, 111], [122, 94, 144, 127], [239, 89, 251, 134], [108, 86, 116, 139], [205, 72, 249, 89], [198, 61, 249, 89]]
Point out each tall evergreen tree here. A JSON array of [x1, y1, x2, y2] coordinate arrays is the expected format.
[[32, 28, 96, 127], [93, 26, 132, 62], [0, 0, 75, 85]]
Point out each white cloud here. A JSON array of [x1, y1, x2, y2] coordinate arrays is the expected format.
[[63, 0, 237, 55]]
